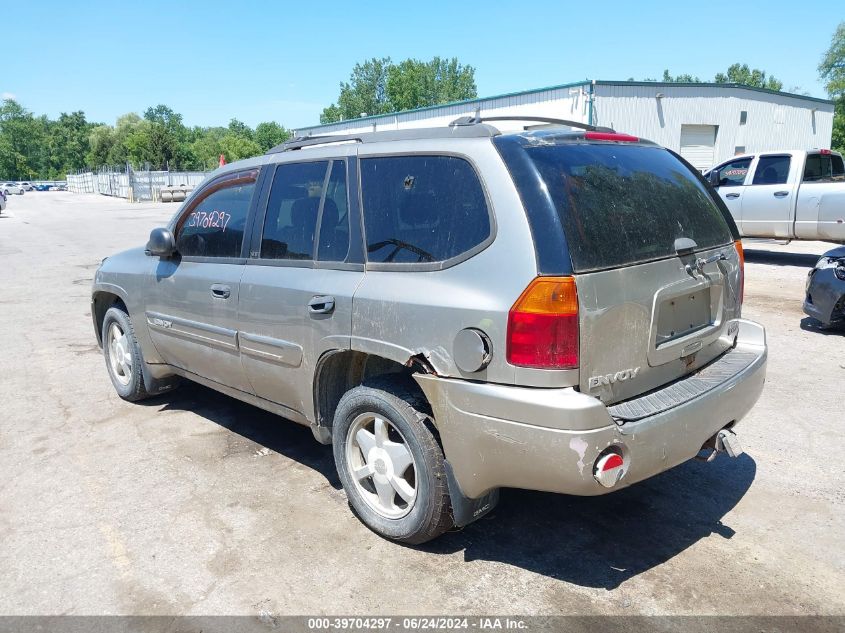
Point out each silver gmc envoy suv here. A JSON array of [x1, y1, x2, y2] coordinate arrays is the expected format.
[[92, 116, 767, 544]]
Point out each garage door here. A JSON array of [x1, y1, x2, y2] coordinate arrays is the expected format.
[[679, 124, 717, 172]]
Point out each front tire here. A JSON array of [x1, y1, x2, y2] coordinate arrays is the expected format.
[[102, 306, 151, 402], [332, 376, 453, 544]]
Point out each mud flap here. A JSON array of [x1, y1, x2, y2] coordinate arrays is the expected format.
[[444, 460, 499, 527], [141, 362, 180, 395]]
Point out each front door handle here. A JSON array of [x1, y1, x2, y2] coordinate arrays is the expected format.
[[773, 191, 789, 198], [725, 192, 740, 199], [308, 295, 335, 314], [210, 284, 231, 299]]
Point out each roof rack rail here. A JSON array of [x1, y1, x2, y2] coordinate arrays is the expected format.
[[267, 134, 364, 154], [449, 115, 614, 133]]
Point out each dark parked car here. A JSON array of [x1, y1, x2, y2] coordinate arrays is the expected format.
[[804, 246, 845, 328]]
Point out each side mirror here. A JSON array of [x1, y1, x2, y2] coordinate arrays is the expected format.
[[708, 170, 720, 187], [145, 227, 176, 257]]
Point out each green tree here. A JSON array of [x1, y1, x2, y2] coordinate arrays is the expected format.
[[0, 100, 46, 180], [254, 121, 291, 151], [45, 111, 93, 176], [660, 69, 701, 83], [387, 57, 477, 111], [227, 118, 253, 139], [819, 21, 845, 152], [321, 56, 478, 123], [321, 57, 393, 123], [714, 63, 782, 90], [219, 134, 262, 163], [142, 105, 191, 169], [87, 125, 116, 168]]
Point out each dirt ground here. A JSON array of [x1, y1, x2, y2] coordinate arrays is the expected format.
[[0, 192, 842, 616]]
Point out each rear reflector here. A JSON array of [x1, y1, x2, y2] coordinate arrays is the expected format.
[[735, 240, 745, 305], [594, 450, 628, 488], [507, 276, 578, 369], [584, 132, 639, 143]]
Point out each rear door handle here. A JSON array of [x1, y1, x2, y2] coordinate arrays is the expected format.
[[308, 295, 335, 314], [773, 191, 789, 198], [725, 192, 740, 199], [210, 284, 231, 299]]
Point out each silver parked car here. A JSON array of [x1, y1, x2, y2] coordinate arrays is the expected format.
[[92, 117, 767, 543]]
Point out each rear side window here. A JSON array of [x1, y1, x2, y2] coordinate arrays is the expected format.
[[261, 161, 330, 260], [360, 156, 491, 265], [804, 153, 845, 182], [504, 143, 734, 273], [752, 155, 791, 185], [317, 161, 351, 262], [713, 158, 751, 187], [176, 171, 257, 258]]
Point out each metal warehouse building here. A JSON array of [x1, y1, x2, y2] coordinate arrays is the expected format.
[[295, 80, 835, 172]]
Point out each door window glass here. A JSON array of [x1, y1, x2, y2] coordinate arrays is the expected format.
[[714, 158, 752, 187], [316, 161, 351, 262], [360, 155, 491, 264], [804, 153, 845, 182], [751, 155, 791, 185], [833, 155, 845, 179], [261, 161, 329, 260], [176, 172, 256, 258]]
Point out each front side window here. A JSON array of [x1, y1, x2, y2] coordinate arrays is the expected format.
[[360, 155, 491, 264], [714, 158, 752, 187], [176, 171, 257, 258], [751, 155, 791, 185]]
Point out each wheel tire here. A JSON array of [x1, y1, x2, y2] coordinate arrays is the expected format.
[[332, 376, 453, 544], [102, 305, 151, 402]]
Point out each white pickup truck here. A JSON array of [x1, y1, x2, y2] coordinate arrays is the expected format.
[[705, 149, 845, 242]]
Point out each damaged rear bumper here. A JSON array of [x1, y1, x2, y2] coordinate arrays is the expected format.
[[414, 319, 767, 510]]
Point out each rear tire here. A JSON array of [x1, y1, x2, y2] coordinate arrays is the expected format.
[[102, 306, 151, 402], [332, 376, 452, 544]]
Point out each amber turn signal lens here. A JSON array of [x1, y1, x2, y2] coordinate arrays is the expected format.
[[507, 277, 579, 369]]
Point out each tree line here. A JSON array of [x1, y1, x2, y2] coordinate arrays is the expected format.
[[637, 63, 785, 91], [2, 35, 843, 182], [0, 101, 292, 180]]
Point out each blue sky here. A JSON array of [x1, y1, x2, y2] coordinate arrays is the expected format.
[[2, 0, 841, 129]]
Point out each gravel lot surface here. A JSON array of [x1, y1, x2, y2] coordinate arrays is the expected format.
[[0, 193, 842, 617]]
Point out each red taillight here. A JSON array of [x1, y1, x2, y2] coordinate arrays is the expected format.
[[584, 132, 639, 143], [735, 240, 745, 305], [507, 277, 579, 369], [820, 149, 832, 155]]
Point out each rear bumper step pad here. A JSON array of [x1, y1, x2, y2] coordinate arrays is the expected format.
[[607, 349, 759, 423]]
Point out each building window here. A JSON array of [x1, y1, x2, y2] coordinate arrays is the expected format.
[[735, 146, 746, 155], [739, 111, 748, 125]]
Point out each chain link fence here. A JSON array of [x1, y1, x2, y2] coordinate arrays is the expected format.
[[66, 166, 211, 201]]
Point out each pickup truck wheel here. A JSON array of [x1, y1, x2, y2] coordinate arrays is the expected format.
[[332, 377, 453, 544], [102, 306, 150, 402]]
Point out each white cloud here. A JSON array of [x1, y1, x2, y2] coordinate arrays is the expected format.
[[1, 92, 16, 100]]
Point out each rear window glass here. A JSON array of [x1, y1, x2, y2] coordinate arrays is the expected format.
[[514, 143, 734, 272], [804, 153, 845, 182], [360, 155, 491, 265]]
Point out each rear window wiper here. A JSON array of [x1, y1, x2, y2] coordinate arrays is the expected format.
[[368, 238, 435, 263]]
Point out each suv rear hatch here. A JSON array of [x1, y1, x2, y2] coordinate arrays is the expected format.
[[496, 133, 743, 405]]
